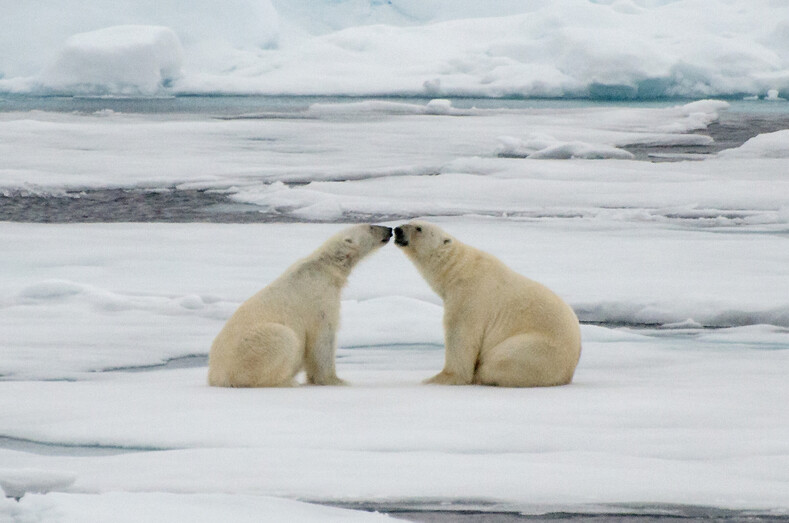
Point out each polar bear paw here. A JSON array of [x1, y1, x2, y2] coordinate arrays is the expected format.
[[309, 375, 349, 386]]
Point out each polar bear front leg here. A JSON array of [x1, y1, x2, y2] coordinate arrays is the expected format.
[[425, 314, 479, 385], [305, 323, 348, 386]]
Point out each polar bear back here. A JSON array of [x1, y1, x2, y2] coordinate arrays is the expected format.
[[215, 262, 341, 353], [445, 244, 581, 358]]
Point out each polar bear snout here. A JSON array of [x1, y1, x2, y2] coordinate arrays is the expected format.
[[372, 225, 394, 244], [393, 226, 408, 246]]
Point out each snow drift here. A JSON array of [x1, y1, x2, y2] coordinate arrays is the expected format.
[[718, 129, 789, 158], [1, 0, 788, 98], [38, 26, 184, 95]]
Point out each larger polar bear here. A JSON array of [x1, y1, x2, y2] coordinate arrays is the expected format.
[[394, 221, 581, 387], [208, 224, 393, 387]]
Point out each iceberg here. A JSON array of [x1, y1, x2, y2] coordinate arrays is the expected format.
[[1, 0, 788, 98], [36, 26, 184, 96]]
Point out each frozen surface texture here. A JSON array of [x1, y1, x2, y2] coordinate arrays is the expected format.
[[1, 0, 789, 98], [1, 99, 788, 520]]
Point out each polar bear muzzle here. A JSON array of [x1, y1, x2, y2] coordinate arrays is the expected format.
[[373, 225, 394, 243]]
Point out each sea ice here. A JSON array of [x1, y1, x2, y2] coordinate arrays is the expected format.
[[37, 26, 184, 96], [0, 99, 735, 193], [1, 219, 787, 380], [718, 129, 789, 159], [0, 469, 76, 499], [0, 340, 787, 509], [497, 134, 635, 159], [0, 94, 788, 519], [5, 492, 395, 522]]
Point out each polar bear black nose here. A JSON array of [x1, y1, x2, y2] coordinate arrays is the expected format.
[[394, 227, 408, 246]]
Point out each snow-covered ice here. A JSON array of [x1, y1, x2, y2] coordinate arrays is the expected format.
[[2, 218, 787, 380], [718, 129, 789, 159], [3, 2, 789, 518], [1, 96, 788, 521], [37, 26, 184, 96], [2, 216, 789, 517], [1, 492, 396, 522], [0, 469, 75, 499], [0, 99, 746, 191], [5, 99, 785, 230], [496, 134, 636, 160], [2, 1, 789, 98]]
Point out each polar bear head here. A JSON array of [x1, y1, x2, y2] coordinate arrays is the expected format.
[[393, 220, 454, 263], [323, 224, 393, 271]]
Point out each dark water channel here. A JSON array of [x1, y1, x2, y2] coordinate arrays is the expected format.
[[326, 500, 789, 522]]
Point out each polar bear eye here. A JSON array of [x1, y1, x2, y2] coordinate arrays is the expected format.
[[415, 226, 422, 232], [344, 238, 353, 244]]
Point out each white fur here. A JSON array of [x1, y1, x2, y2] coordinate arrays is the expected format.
[[208, 225, 392, 387], [395, 221, 581, 387]]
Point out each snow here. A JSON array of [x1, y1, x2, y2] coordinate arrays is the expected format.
[[496, 134, 635, 159], [0, 1, 278, 88], [0, 469, 76, 499], [306, 98, 469, 117], [37, 26, 184, 96], [718, 129, 789, 159], [230, 154, 789, 228], [2, 218, 787, 381], [3, 492, 395, 522], [1, 98, 788, 520], [0, 99, 736, 191], [1, 340, 788, 511], [1, 217, 788, 516], [1, 1, 789, 98]]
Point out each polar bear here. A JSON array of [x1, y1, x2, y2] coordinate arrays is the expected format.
[[208, 224, 393, 387], [394, 221, 581, 387]]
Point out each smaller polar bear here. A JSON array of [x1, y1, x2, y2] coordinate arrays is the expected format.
[[394, 221, 581, 387], [208, 224, 393, 387]]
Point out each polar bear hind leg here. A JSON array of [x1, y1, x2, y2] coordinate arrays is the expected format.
[[211, 323, 302, 387], [475, 333, 573, 387]]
